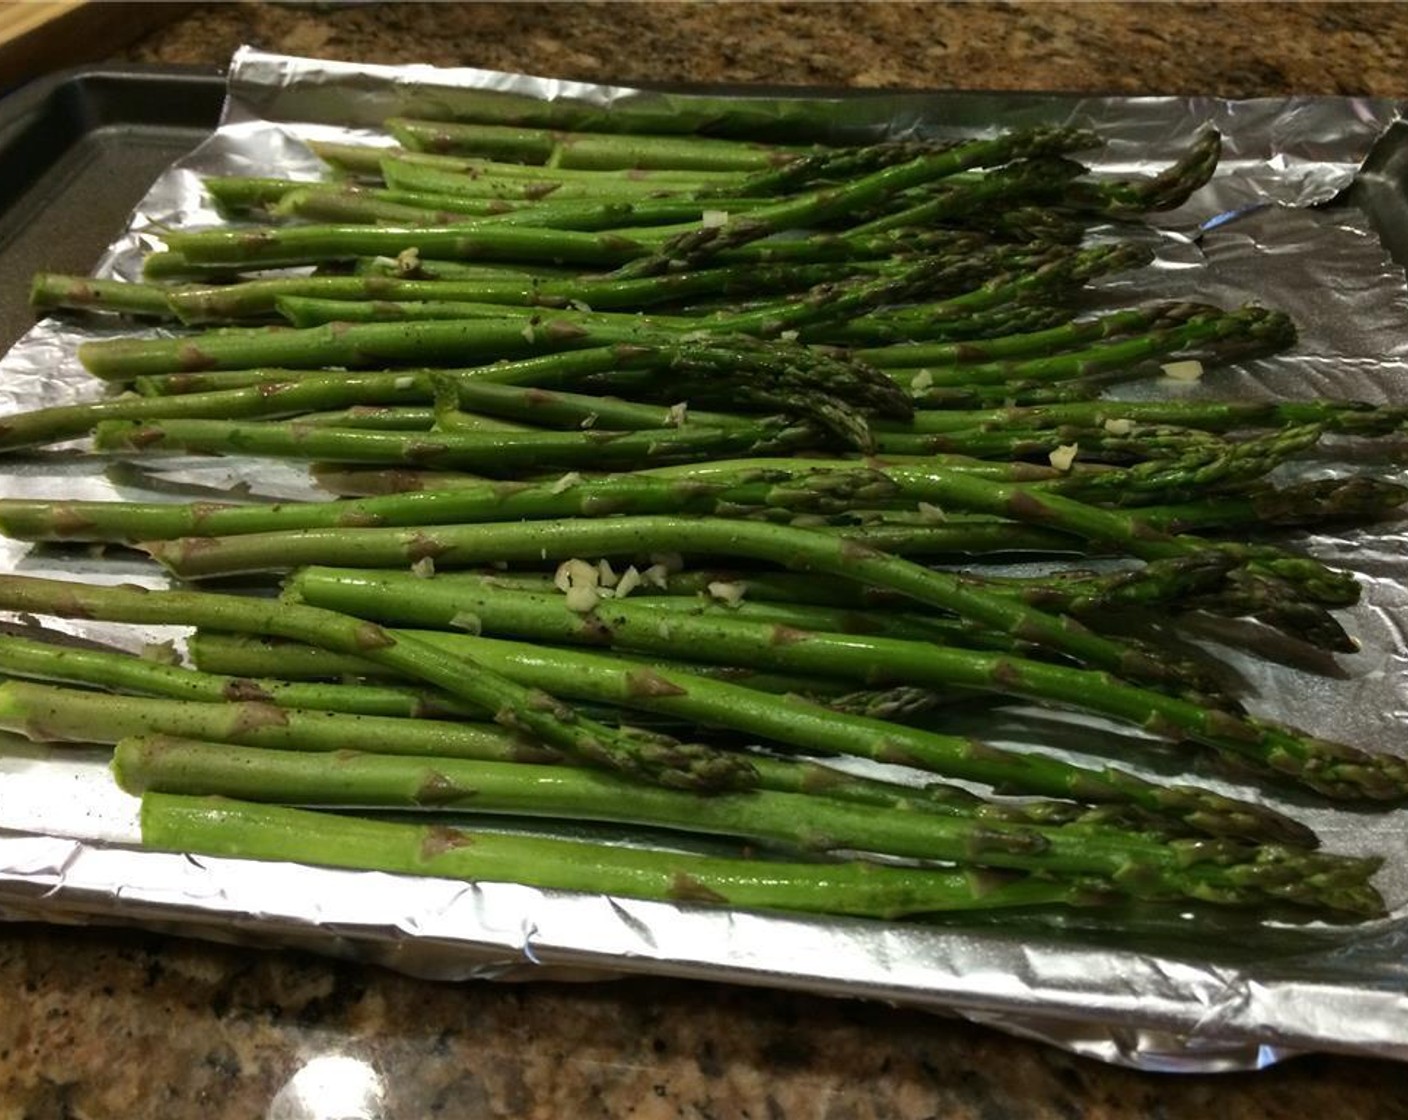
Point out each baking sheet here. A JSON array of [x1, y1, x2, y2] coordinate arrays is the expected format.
[[0, 47, 1407, 1070]]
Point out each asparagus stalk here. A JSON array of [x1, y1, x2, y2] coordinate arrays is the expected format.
[[0, 676, 556, 762], [840, 157, 1085, 237], [372, 149, 751, 186], [1061, 128, 1222, 215], [0, 370, 437, 452], [0, 628, 480, 720], [0, 468, 910, 542], [0, 665, 992, 821], [186, 622, 1308, 842], [78, 302, 927, 379], [877, 305, 1296, 386], [614, 127, 1098, 274], [374, 89, 866, 139], [157, 224, 652, 274], [137, 793, 1117, 920], [384, 117, 811, 171], [112, 737, 1381, 912], [163, 258, 892, 324], [94, 417, 807, 472], [0, 574, 754, 792], [889, 397, 1408, 437], [146, 511, 1205, 689], [377, 157, 728, 201], [184, 630, 983, 732], [286, 568, 1408, 802], [30, 274, 178, 320]]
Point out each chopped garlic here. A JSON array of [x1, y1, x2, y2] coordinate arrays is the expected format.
[[665, 402, 689, 428], [394, 376, 415, 390], [642, 563, 672, 589], [450, 612, 482, 635], [779, 330, 799, 343], [910, 369, 934, 393], [580, 412, 599, 430], [395, 247, 420, 273], [597, 559, 619, 588], [550, 471, 583, 495], [564, 585, 600, 613], [707, 581, 747, 607], [701, 210, 729, 228], [656, 619, 674, 640], [568, 299, 593, 313], [520, 322, 537, 344], [411, 556, 436, 579], [615, 565, 642, 598], [1048, 443, 1079, 472], [1102, 418, 1135, 436], [554, 557, 598, 593], [1161, 359, 1204, 382], [916, 501, 946, 524]]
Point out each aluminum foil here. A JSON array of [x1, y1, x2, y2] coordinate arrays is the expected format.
[[1, 46, 1407, 1071]]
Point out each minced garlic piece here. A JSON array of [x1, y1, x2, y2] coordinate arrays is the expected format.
[[707, 581, 747, 607], [1161, 359, 1204, 382], [615, 565, 642, 598], [1048, 443, 1079, 472], [550, 471, 583, 495], [564, 585, 600, 613]]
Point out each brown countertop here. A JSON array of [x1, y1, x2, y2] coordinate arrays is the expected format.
[[121, 1, 1406, 97], [5, 3, 1408, 1116]]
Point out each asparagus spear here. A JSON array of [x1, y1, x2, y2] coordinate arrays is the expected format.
[[112, 737, 1380, 912], [94, 417, 808, 472], [0, 573, 754, 793], [384, 117, 812, 171], [888, 397, 1408, 437], [0, 667, 994, 821], [30, 274, 178, 320], [1061, 128, 1222, 216], [876, 305, 1295, 385], [183, 630, 983, 732], [79, 305, 920, 378], [182, 623, 1306, 843], [157, 224, 653, 274], [163, 258, 893, 324], [377, 157, 729, 201], [0, 676, 556, 762], [0, 627, 479, 720], [839, 157, 1085, 237], [0, 370, 435, 452], [137, 793, 1117, 921], [372, 148, 751, 186], [373, 89, 867, 140], [146, 511, 1206, 690], [0, 468, 910, 542], [286, 568, 1408, 802]]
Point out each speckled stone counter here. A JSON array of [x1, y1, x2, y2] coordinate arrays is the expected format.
[[5, 3, 1408, 1116], [121, 1, 1406, 97]]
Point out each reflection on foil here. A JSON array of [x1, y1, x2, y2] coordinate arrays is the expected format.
[[268, 1054, 386, 1120], [1195, 202, 1273, 239], [1, 48, 1408, 1072]]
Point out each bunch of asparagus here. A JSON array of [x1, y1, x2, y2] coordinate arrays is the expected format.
[[3, 94, 1405, 926]]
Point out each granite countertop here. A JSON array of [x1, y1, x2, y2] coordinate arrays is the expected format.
[[6, 2, 1408, 1115]]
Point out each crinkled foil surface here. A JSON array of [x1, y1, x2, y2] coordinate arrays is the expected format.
[[1, 48, 1407, 1072]]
